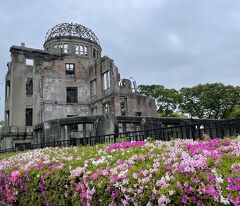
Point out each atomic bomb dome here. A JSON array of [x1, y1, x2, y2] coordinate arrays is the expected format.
[[45, 23, 100, 45], [2, 22, 157, 150], [43, 23, 101, 56]]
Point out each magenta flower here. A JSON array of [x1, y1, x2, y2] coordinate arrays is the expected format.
[[181, 195, 189, 204], [227, 176, 240, 191], [204, 185, 218, 197], [207, 175, 215, 181], [8, 170, 20, 183]]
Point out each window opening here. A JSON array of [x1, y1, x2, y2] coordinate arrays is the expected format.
[[63, 43, 68, 53], [135, 112, 142, 116], [103, 103, 110, 114], [80, 46, 84, 55], [84, 46, 88, 56], [25, 108, 33, 126], [103, 70, 111, 90], [75, 44, 79, 54], [26, 59, 33, 66], [120, 96, 127, 116], [6, 80, 10, 98], [66, 87, 78, 103], [65, 63, 75, 75], [93, 48, 96, 58], [26, 78, 33, 96]]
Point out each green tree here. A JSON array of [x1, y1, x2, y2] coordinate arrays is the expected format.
[[179, 83, 240, 119], [138, 85, 181, 117], [228, 105, 240, 119]]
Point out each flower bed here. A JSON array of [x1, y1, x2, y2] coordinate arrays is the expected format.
[[0, 137, 240, 206]]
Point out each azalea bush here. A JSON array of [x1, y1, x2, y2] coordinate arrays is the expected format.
[[0, 137, 240, 206]]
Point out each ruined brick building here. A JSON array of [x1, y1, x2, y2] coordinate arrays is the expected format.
[[2, 23, 159, 149]]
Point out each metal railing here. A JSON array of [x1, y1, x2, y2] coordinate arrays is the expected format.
[[1, 121, 239, 153]]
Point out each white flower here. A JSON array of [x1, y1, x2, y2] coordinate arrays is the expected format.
[[118, 169, 128, 177], [165, 173, 170, 181], [168, 190, 174, 196], [211, 168, 217, 174], [216, 176, 224, 183], [220, 195, 230, 205]]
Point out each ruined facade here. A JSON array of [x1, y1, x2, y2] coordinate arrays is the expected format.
[[2, 23, 157, 149]]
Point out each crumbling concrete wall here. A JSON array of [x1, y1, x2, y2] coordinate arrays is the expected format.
[[3, 27, 158, 149], [41, 55, 94, 120]]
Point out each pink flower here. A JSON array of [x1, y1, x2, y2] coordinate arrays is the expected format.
[[110, 176, 117, 183], [75, 183, 81, 191], [91, 172, 99, 180], [51, 163, 64, 171], [204, 185, 218, 197], [106, 141, 146, 152], [181, 195, 188, 204], [44, 200, 50, 206], [8, 170, 20, 183], [207, 175, 215, 181], [197, 200, 204, 206], [157, 178, 169, 188], [38, 182, 45, 190], [177, 181, 183, 190], [69, 167, 86, 179], [227, 176, 240, 191], [158, 195, 170, 205], [101, 169, 109, 176], [231, 163, 240, 174], [132, 173, 138, 179], [142, 177, 150, 183], [186, 187, 192, 194]]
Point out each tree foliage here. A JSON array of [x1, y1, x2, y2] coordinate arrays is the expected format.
[[138, 83, 240, 119], [224, 105, 240, 119], [179, 83, 240, 119], [138, 85, 181, 117]]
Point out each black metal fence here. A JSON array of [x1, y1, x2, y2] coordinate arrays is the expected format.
[[1, 120, 240, 153]]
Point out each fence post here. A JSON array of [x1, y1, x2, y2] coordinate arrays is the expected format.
[[89, 136, 92, 146], [114, 123, 118, 143], [163, 128, 166, 141], [191, 125, 195, 140], [180, 127, 184, 139], [154, 129, 157, 140], [228, 122, 232, 136], [145, 130, 149, 140], [209, 126, 213, 139], [215, 123, 219, 138]]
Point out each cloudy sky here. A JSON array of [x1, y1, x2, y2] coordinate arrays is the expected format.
[[1, 0, 240, 119]]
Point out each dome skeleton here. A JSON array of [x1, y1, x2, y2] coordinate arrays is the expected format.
[[45, 23, 100, 46]]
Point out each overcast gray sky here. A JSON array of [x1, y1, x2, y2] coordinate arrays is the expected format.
[[1, 0, 240, 119]]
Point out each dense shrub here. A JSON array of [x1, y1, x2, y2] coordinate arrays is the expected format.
[[0, 137, 240, 205]]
